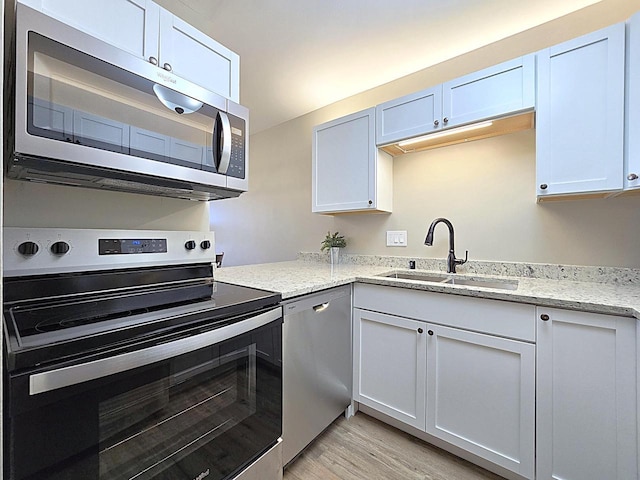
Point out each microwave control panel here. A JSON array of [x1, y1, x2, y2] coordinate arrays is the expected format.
[[227, 114, 245, 179]]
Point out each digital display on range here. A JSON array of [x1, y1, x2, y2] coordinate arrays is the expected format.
[[99, 238, 167, 255]]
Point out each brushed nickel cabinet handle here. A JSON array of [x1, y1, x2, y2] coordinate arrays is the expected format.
[[149, 56, 158, 65], [540, 184, 548, 190], [434, 119, 439, 126], [628, 173, 638, 181], [163, 63, 172, 72], [540, 314, 550, 321]]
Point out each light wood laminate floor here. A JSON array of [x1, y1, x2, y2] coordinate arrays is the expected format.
[[284, 413, 505, 480]]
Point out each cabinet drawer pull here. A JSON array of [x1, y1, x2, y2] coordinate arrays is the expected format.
[[149, 56, 158, 65], [368, 200, 373, 205], [434, 119, 439, 126], [628, 173, 638, 181], [427, 330, 434, 336], [443, 117, 449, 124], [540, 314, 550, 321], [539, 183, 548, 190], [163, 63, 172, 72], [417, 328, 423, 334]]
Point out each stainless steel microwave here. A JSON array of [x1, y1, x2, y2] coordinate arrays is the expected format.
[[7, 3, 248, 201]]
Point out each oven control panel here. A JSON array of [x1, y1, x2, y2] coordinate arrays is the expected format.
[[3, 228, 216, 276], [99, 238, 168, 255]]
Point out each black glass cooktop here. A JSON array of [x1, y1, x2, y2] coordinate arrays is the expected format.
[[3, 263, 281, 373]]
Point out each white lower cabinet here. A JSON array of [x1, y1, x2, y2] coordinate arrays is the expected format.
[[353, 308, 426, 429], [353, 284, 639, 480], [426, 324, 535, 479], [536, 307, 637, 480], [353, 287, 536, 479], [353, 283, 640, 480]]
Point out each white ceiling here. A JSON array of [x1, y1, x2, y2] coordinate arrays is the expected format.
[[166, 0, 602, 134]]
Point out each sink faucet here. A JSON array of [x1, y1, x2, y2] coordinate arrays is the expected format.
[[424, 217, 468, 273]]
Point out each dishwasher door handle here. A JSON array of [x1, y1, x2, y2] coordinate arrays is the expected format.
[[312, 302, 330, 313]]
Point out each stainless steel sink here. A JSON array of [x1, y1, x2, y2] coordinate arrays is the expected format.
[[382, 272, 449, 283], [441, 276, 518, 290], [378, 271, 518, 291]]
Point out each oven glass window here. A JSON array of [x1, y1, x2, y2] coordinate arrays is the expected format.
[[8, 320, 282, 480], [26, 32, 220, 170], [99, 344, 256, 479]]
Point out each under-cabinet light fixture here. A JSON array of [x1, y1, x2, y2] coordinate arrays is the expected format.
[[397, 121, 494, 147]]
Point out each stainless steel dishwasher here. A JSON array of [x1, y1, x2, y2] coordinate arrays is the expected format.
[[282, 285, 352, 466]]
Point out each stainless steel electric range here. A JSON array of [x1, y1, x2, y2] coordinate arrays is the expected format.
[[2, 228, 282, 480]]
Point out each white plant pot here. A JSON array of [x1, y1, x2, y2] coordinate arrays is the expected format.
[[330, 247, 341, 266]]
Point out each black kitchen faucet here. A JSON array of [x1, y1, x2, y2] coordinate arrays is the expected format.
[[424, 217, 468, 273]]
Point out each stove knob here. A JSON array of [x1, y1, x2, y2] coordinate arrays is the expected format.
[[18, 241, 39, 256], [51, 241, 70, 255], [185, 240, 197, 250], [200, 240, 211, 250]]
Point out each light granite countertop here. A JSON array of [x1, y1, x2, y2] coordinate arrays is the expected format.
[[214, 259, 640, 320]]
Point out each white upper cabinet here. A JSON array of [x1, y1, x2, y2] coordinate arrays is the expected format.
[[536, 23, 625, 198], [442, 55, 535, 128], [625, 11, 640, 190], [158, 9, 239, 103], [19, 0, 159, 61], [536, 307, 637, 480], [376, 86, 442, 146], [375, 54, 535, 146], [19, 0, 240, 102], [312, 108, 392, 214]]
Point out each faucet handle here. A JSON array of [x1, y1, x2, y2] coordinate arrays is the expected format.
[[455, 250, 468, 266]]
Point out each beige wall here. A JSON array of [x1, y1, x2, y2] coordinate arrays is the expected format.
[[211, 0, 640, 268], [3, 180, 209, 231]]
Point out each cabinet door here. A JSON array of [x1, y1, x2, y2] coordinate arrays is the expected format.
[[159, 9, 240, 102], [353, 309, 426, 429], [426, 325, 535, 479], [375, 86, 442, 145], [169, 138, 204, 166], [130, 126, 170, 158], [537, 308, 637, 480], [536, 24, 625, 197], [20, 0, 160, 61], [312, 108, 391, 213], [73, 111, 130, 153], [625, 12, 640, 190], [28, 98, 73, 142], [442, 54, 535, 128]]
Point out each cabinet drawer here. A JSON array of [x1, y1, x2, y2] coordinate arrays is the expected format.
[[354, 283, 535, 342]]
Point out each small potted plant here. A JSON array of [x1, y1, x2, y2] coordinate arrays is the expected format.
[[321, 231, 346, 265]]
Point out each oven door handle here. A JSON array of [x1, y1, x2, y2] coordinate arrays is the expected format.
[[29, 307, 282, 396]]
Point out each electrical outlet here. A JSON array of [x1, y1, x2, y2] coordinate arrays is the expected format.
[[386, 230, 407, 247]]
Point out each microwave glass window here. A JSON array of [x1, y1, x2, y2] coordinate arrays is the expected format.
[[27, 32, 216, 170]]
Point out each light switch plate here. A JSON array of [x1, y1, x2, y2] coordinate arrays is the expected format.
[[386, 230, 407, 247]]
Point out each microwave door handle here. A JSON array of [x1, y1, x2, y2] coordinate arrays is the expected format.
[[216, 111, 232, 174]]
